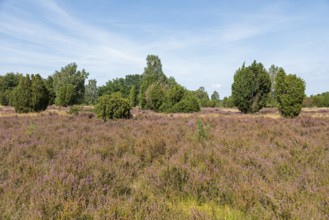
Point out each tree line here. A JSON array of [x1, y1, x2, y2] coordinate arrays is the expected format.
[[0, 54, 323, 119]]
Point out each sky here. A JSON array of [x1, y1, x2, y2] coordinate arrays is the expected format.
[[0, 0, 329, 97]]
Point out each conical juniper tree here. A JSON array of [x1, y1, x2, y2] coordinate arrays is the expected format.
[[232, 61, 271, 113], [275, 69, 305, 117]]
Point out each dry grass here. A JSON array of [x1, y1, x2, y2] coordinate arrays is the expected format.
[[0, 107, 329, 219]]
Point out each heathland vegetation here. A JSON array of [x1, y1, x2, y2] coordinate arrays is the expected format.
[[0, 107, 328, 219], [1, 55, 329, 219]]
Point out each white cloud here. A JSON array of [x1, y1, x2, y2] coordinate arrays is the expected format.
[[211, 84, 222, 89]]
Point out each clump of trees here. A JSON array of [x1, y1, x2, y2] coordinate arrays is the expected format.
[[303, 92, 329, 107], [275, 69, 305, 117], [232, 61, 271, 113], [231, 61, 307, 117], [138, 55, 201, 113], [98, 74, 142, 106]]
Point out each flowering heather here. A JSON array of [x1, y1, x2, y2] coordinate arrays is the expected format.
[[0, 107, 328, 219]]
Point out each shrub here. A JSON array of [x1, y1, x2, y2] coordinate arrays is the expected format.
[[275, 69, 305, 117], [68, 105, 81, 116], [95, 93, 132, 121], [170, 93, 200, 113], [232, 61, 271, 113]]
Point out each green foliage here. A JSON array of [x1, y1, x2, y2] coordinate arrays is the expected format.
[[145, 83, 166, 112], [95, 94, 132, 121], [139, 55, 167, 109], [310, 92, 329, 107], [222, 96, 235, 108], [68, 105, 81, 116], [12, 74, 49, 113], [129, 85, 137, 107], [232, 61, 271, 113], [53, 63, 89, 106], [138, 55, 200, 113], [166, 84, 186, 106], [275, 69, 305, 117], [44, 76, 56, 105], [31, 74, 49, 112], [0, 72, 22, 106], [84, 79, 98, 105], [211, 91, 220, 102], [193, 87, 210, 107], [99, 74, 142, 99], [12, 75, 33, 113], [55, 84, 75, 107], [170, 92, 200, 113]]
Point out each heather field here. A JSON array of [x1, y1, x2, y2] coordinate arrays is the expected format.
[[0, 107, 329, 219]]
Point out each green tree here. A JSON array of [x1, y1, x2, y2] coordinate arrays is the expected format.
[[139, 55, 167, 109], [31, 74, 49, 112], [84, 79, 98, 105], [0, 72, 22, 106], [232, 61, 271, 113], [95, 94, 132, 121], [129, 85, 137, 107], [56, 84, 75, 107], [211, 91, 220, 102], [193, 87, 210, 107], [210, 91, 220, 107], [12, 75, 32, 113], [275, 69, 305, 117], [44, 76, 56, 105], [145, 82, 166, 112], [53, 63, 89, 106]]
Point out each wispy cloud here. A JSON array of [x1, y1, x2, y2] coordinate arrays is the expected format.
[[0, 0, 328, 96]]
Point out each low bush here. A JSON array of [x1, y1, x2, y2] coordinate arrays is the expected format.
[[170, 93, 200, 113], [95, 93, 132, 121]]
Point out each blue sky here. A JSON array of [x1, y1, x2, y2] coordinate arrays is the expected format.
[[0, 0, 328, 97]]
